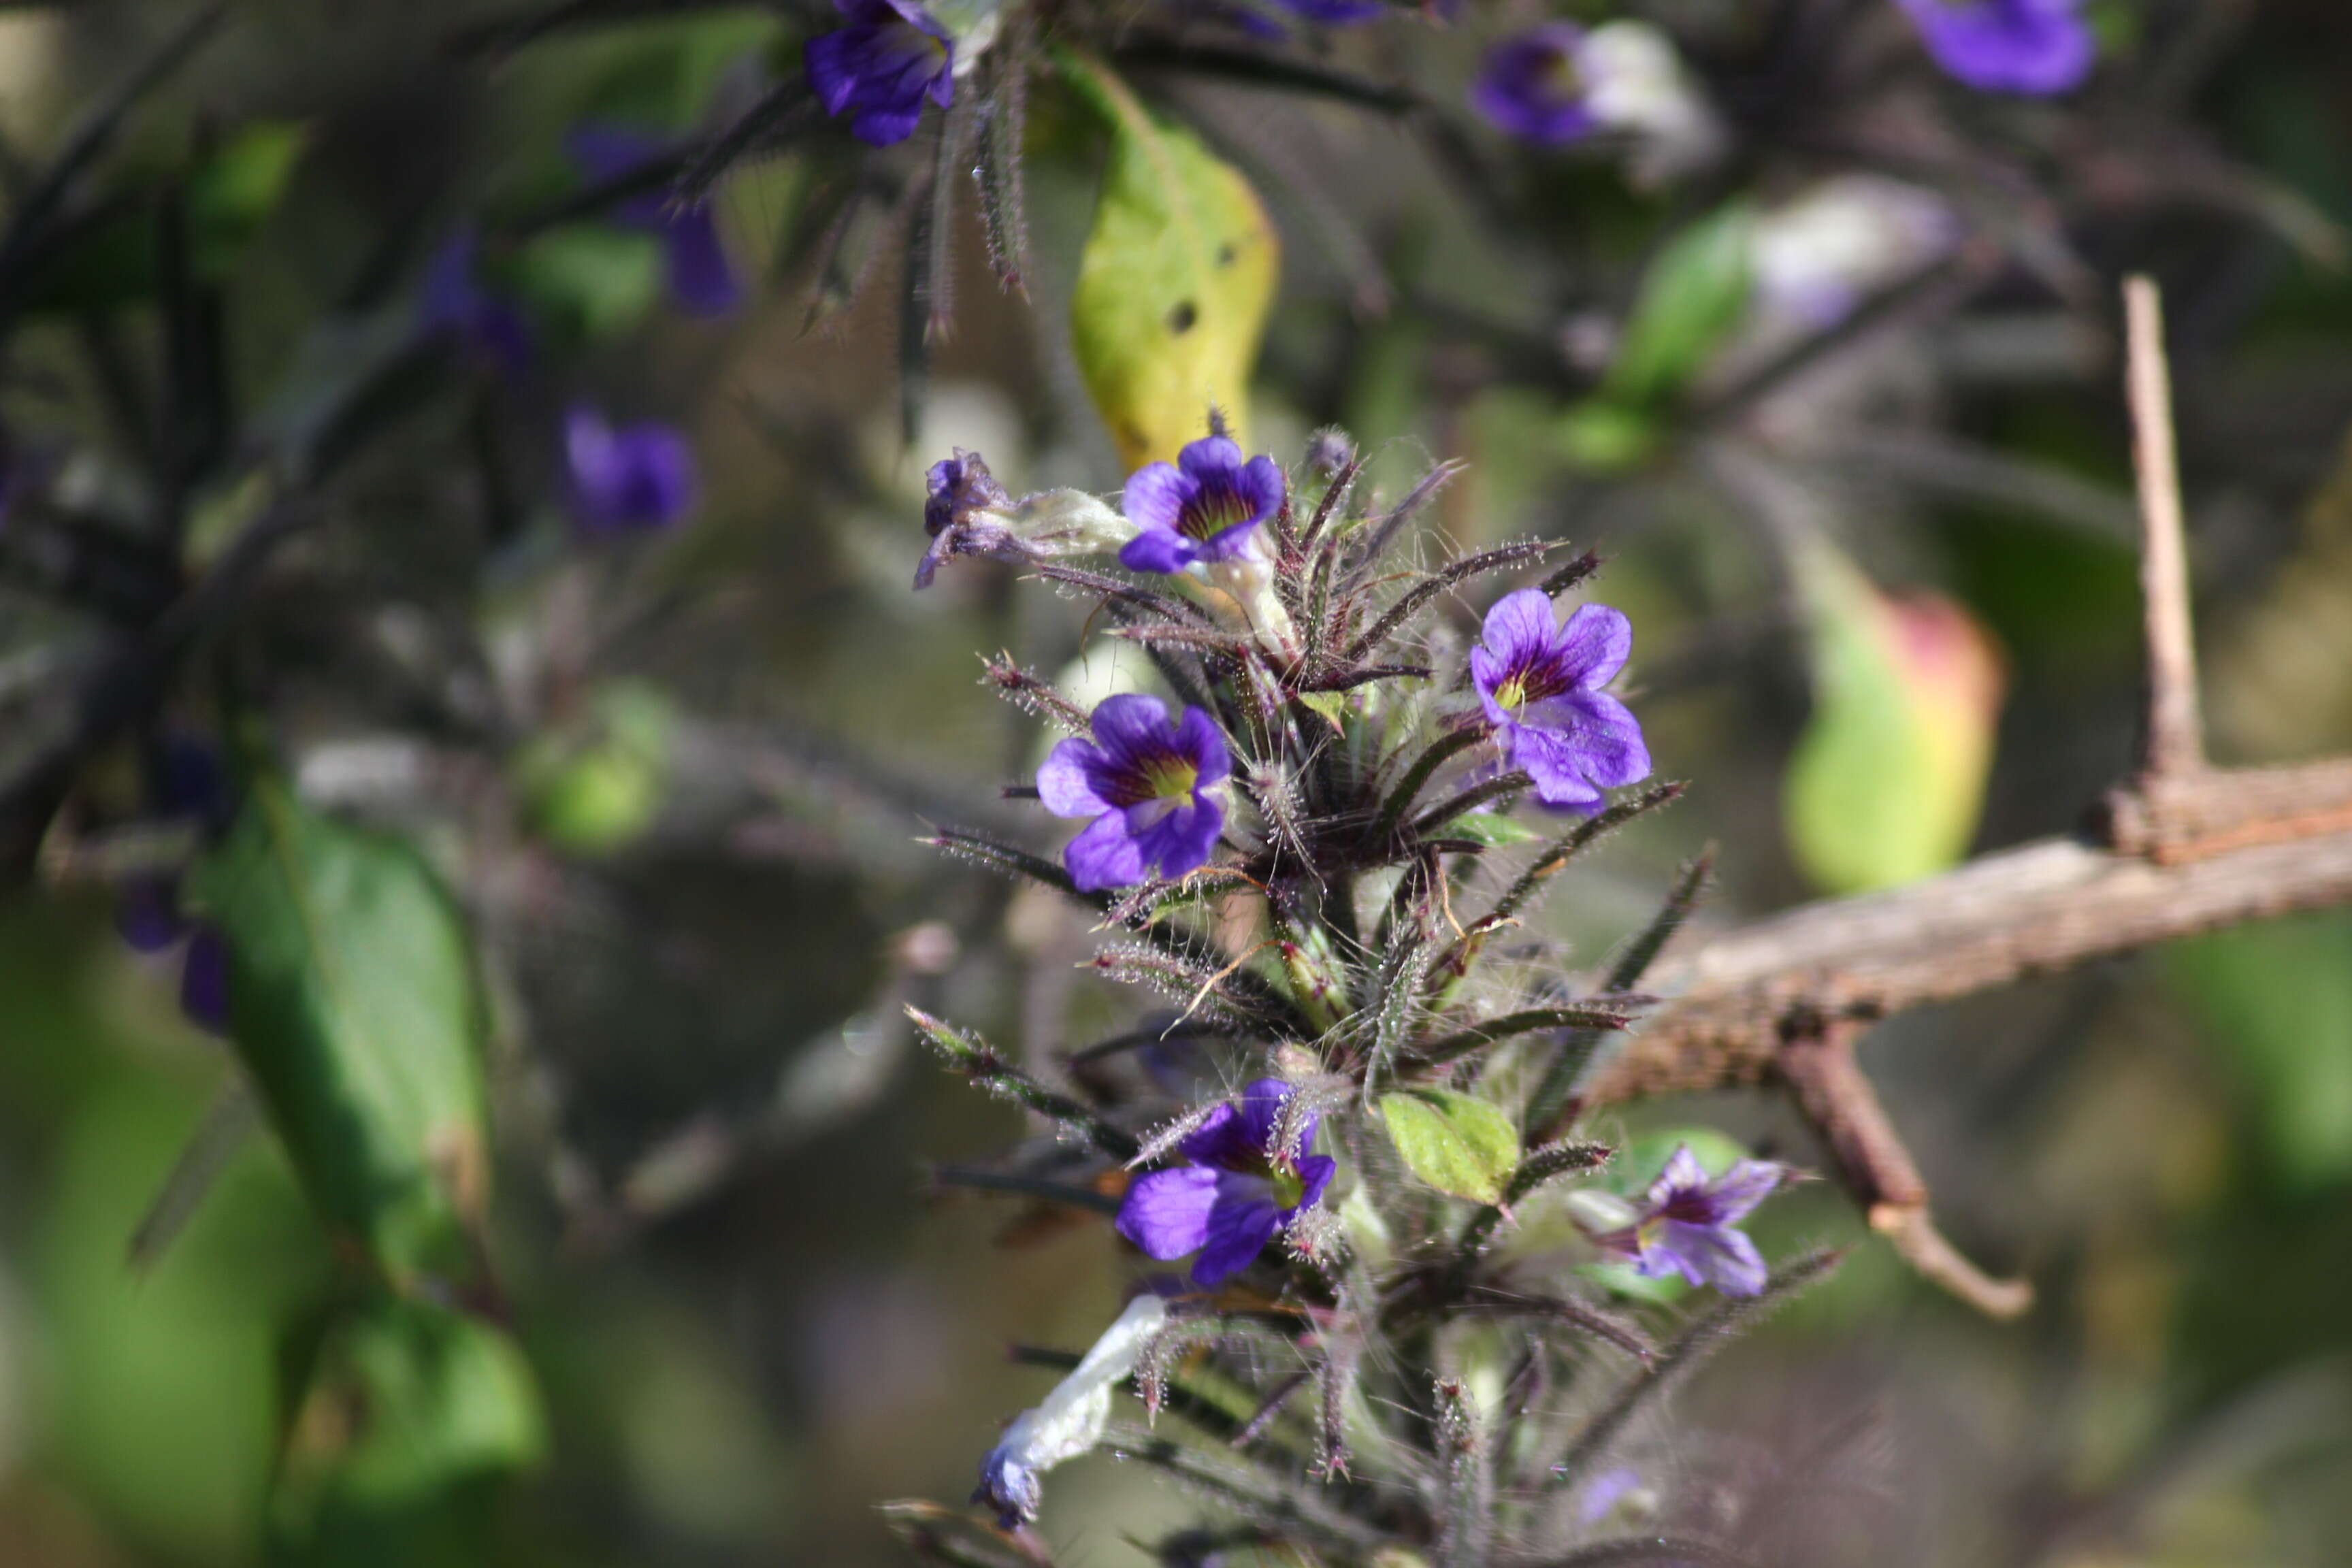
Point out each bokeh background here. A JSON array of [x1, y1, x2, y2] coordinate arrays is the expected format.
[[3, 1, 2352, 1564]]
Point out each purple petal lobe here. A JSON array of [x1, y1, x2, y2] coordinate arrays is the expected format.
[[1037, 738, 1111, 818], [1656, 1218, 1768, 1295], [1064, 807, 1148, 892], [1117, 1165, 1222, 1258], [1191, 1179, 1284, 1284], [662, 210, 740, 316], [1120, 528, 1199, 574], [1480, 589, 1561, 672], [1556, 602, 1634, 687], [1121, 462, 1190, 534], [566, 406, 697, 534], [1177, 1102, 1249, 1169], [1290, 1154, 1337, 1216], [1899, 0, 2094, 95], [803, 0, 954, 147], [1126, 795, 1223, 883]]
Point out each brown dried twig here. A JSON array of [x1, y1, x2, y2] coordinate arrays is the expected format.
[[1582, 277, 2352, 1318]]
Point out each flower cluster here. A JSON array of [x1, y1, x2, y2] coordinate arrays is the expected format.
[[901, 429, 1808, 1554]]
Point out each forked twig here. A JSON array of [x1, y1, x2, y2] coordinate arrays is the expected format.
[[1583, 278, 2352, 1315]]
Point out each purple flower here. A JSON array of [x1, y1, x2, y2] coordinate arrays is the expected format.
[[1116, 1079, 1337, 1285], [1271, 0, 1386, 23], [564, 125, 741, 316], [925, 449, 1008, 540], [564, 406, 698, 534], [1597, 1145, 1786, 1296], [1897, 0, 2094, 95], [1037, 695, 1230, 892], [804, 0, 954, 148], [915, 446, 1013, 587], [1471, 24, 1599, 146], [1578, 1466, 1645, 1526], [421, 228, 533, 376], [1470, 589, 1650, 813], [1117, 436, 1285, 575]]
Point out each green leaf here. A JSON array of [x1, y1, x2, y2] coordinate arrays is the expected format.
[[1379, 1088, 1520, 1205], [2170, 911, 2352, 1191], [1558, 203, 1752, 474], [10, 122, 311, 314], [1430, 810, 1539, 847], [1784, 536, 2005, 894], [1603, 202, 1754, 408], [187, 120, 310, 278], [270, 1296, 545, 1568], [1059, 49, 1279, 469], [515, 680, 679, 856], [513, 225, 662, 339], [1295, 689, 1351, 734], [182, 781, 489, 1286]]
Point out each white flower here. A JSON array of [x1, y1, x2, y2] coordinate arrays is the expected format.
[[973, 1293, 1167, 1526], [1749, 176, 1961, 329], [1581, 21, 1726, 186]]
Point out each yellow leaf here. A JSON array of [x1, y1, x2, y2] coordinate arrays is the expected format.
[[1784, 538, 2006, 894], [1060, 50, 1279, 469]]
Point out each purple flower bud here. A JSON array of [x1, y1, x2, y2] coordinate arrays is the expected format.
[[116, 877, 189, 954], [180, 926, 231, 1035], [1270, 0, 1386, 23], [421, 228, 534, 376], [973, 1294, 1166, 1527], [564, 406, 698, 535], [1115, 1079, 1337, 1286], [915, 447, 1015, 587], [1117, 436, 1285, 576], [924, 448, 1010, 540], [564, 125, 742, 316], [914, 450, 1137, 589], [1594, 1145, 1786, 1296], [1037, 694, 1232, 893], [1578, 1465, 1646, 1525], [1470, 589, 1651, 813], [804, 0, 955, 148], [1896, 0, 2094, 96], [1471, 24, 1601, 147]]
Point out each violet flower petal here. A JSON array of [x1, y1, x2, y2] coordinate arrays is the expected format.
[[1064, 807, 1151, 892], [1191, 1179, 1284, 1284], [1115, 1165, 1224, 1259], [1899, 0, 2094, 95]]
